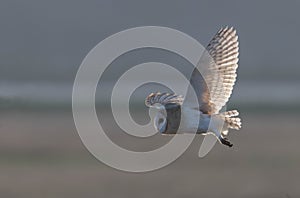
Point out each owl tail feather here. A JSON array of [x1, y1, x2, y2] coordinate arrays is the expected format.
[[220, 110, 242, 130]]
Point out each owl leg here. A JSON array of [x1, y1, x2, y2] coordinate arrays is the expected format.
[[212, 130, 233, 147], [219, 136, 233, 147], [209, 115, 233, 147]]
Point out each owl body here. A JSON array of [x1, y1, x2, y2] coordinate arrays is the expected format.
[[156, 105, 224, 135]]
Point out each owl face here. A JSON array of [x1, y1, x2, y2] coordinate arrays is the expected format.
[[154, 111, 167, 133]]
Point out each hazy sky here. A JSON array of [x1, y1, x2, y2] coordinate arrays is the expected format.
[[0, 0, 299, 82]]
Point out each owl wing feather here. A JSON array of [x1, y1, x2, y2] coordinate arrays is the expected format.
[[145, 92, 184, 107], [185, 26, 239, 114]]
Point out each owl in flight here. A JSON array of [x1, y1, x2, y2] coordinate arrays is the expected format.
[[145, 27, 241, 147]]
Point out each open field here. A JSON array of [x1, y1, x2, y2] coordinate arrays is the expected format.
[[0, 111, 299, 198]]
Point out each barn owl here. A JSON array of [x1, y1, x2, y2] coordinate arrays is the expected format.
[[145, 27, 241, 147]]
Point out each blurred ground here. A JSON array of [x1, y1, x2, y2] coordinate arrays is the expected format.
[[0, 111, 299, 198]]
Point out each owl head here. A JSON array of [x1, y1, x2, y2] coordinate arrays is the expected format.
[[145, 93, 183, 134]]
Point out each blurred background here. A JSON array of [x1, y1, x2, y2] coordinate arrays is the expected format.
[[0, 0, 299, 197]]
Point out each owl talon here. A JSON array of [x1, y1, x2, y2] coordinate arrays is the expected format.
[[220, 137, 233, 147]]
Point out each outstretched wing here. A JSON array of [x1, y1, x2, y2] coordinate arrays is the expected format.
[[185, 26, 239, 114], [145, 92, 184, 107]]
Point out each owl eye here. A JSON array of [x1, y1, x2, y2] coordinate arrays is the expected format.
[[158, 118, 164, 124]]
